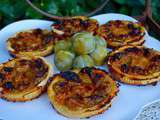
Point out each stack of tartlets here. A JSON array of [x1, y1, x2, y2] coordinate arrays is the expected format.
[[96, 20, 145, 48], [52, 16, 98, 40], [48, 67, 118, 118], [108, 46, 160, 85], [7, 29, 54, 57], [0, 16, 160, 119], [0, 57, 52, 101]]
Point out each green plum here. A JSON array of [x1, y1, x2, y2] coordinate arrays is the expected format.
[[94, 35, 107, 48], [73, 55, 94, 69], [73, 32, 96, 55], [91, 46, 108, 66], [54, 40, 72, 53], [54, 50, 75, 71]]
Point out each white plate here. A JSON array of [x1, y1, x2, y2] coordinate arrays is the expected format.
[[0, 13, 160, 120]]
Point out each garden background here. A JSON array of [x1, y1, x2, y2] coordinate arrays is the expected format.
[[0, 0, 159, 38]]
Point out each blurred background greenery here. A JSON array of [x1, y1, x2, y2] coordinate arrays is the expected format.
[[0, 0, 159, 38]]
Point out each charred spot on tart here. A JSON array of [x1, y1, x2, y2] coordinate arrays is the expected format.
[[120, 64, 129, 73], [58, 82, 66, 87], [80, 19, 90, 27], [3, 67, 13, 72], [61, 71, 81, 83], [113, 20, 124, 28], [129, 27, 141, 36], [94, 73, 104, 79], [110, 52, 125, 61], [80, 67, 94, 78], [54, 22, 64, 30], [125, 47, 140, 53], [107, 33, 114, 38], [127, 22, 143, 36], [19, 59, 29, 63], [127, 23, 134, 29], [87, 95, 105, 107], [33, 28, 43, 35], [119, 34, 128, 38], [36, 67, 48, 78], [4, 82, 13, 89], [44, 34, 54, 44], [55, 20, 63, 25], [0, 73, 5, 82], [35, 58, 44, 69], [89, 95, 102, 100], [148, 55, 160, 72], [91, 70, 107, 85], [151, 55, 160, 62], [34, 58, 49, 78], [53, 20, 63, 26], [151, 82, 158, 86], [143, 48, 150, 56], [148, 63, 160, 72], [131, 66, 147, 75]]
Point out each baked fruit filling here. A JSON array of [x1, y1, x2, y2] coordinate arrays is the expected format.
[[108, 46, 160, 85], [0, 58, 49, 93], [111, 47, 160, 75], [48, 67, 118, 116], [96, 20, 145, 48], [7, 29, 54, 55], [51, 17, 99, 40]]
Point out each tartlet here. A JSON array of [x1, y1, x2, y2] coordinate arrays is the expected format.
[[51, 16, 99, 40], [7, 28, 54, 57], [108, 45, 160, 85], [96, 20, 145, 48], [0, 57, 52, 102], [48, 67, 118, 118]]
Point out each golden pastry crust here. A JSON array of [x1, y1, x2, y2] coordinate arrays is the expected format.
[[48, 67, 118, 118], [51, 16, 99, 41], [7, 29, 54, 57], [107, 45, 160, 85], [96, 20, 145, 48], [0, 57, 52, 102]]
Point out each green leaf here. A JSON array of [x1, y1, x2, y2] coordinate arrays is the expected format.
[[64, 0, 78, 15], [0, 0, 15, 18], [152, 8, 160, 23], [2, 16, 16, 26], [149, 31, 160, 40], [152, 0, 160, 7], [151, 0, 160, 22], [12, 0, 27, 18], [139, 0, 145, 6], [86, 0, 101, 9], [113, 0, 127, 5], [131, 7, 144, 16], [70, 6, 85, 15], [103, 1, 118, 13], [41, 0, 59, 14], [0, 12, 2, 24], [25, 5, 43, 19], [113, 0, 144, 7], [126, 0, 144, 7], [119, 6, 130, 15]]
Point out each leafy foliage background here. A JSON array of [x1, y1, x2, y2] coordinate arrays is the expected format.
[[0, 0, 159, 33]]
